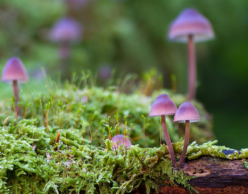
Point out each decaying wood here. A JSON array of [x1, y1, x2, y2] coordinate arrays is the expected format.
[[159, 186, 248, 194], [134, 157, 248, 194], [185, 157, 248, 188]]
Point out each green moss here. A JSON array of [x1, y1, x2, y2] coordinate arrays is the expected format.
[[0, 78, 216, 193], [1, 117, 245, 193], [0, 119, 198, 193], [0, 79, 214, 148]]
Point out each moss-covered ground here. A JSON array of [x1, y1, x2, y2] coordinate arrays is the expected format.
[[0, 76, 235, 194]]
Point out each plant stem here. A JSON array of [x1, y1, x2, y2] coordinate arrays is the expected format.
[[89, 124, 92, 150], [143, 117, 145, 148], [81, 121, 84, 145], [54, 130, 61, 151], [24, 106, 27, 119], [13, 80, 19, 117], [180, 120, 190, 168], [161, 115, 176, 167], [46, 109, 49, 133], [188, 35, 196, 100]]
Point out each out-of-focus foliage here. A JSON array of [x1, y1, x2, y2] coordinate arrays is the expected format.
[[0, 0, 248, 94]]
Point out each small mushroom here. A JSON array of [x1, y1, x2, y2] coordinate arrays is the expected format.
[[168, 8, 214, 100], [111, 134, 132, 150], [149, 94, 177, 167], [174, 102, 200, 168], [1, 57, 29, 116], [50, 17, 82, 59], [50, 17, 82, 79]]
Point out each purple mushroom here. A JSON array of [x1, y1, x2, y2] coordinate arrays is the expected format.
[[1, 57, 29, 116], [149, 94, 177, 168], [174, 102, 200, 168], [169, 8, 214, 100], [50, 17, 82, 59], [111, 135, 132, 150]]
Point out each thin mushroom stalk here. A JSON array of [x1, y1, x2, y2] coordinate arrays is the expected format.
[[180, 120, 190, 168], [188, 35, 196, 100], [49, 17, 82, 79], [13, 80, 20, 116], [168, 8, 214, 100], [173, 102, 200, 168], [161, 115, 176, 167], [1, 57, 29, 117], [60, 41, 70, 60], [149, 94, 178, 168]]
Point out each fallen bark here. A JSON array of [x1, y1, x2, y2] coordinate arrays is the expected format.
[[134, 157, 248, 194], [159, 186, 248, 194], [185, 157, 248, 188]]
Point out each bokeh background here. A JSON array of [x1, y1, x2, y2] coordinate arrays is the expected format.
[[0, 0, 247, 149]]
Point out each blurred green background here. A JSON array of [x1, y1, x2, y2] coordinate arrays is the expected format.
[[0, 0, 247, 149]]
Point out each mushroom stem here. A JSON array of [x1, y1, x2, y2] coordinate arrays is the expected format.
[[60, 41, 70, 59], [187, 35, 196, 100], [161, 115, 176, 167], [59, 41, 71, 79], [13, 80, 20, 116], [180, 120, 190, 168]]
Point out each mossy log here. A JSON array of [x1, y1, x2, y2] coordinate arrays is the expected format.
[[134, 157, 248, 194]]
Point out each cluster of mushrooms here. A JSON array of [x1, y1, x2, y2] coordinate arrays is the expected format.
[[111, 94, 200, 169], [149, 94, 200, 169], [111, 8, 213, 169]]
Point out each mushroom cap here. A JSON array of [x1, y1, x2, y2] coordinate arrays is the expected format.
[[168, 8, 214, 42], [149, 94, 177, 117], [1, 57, 29, 83], [174, 102, 200, 123], [50, 17, 82, 43], [111, 135, 132, 149]]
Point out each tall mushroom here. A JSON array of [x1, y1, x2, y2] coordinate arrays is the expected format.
[[149, 94, 177, 167], [1, 57, 29, 116], [168, 8, 214, 100], [50, 17, 82, 59], [174, 102, 200, 168], [50, 17, 82, 78]]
